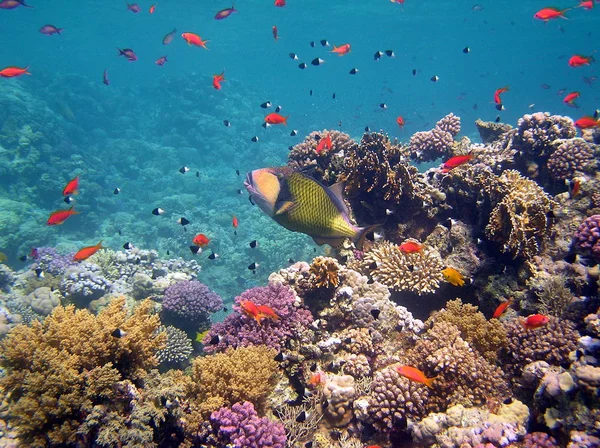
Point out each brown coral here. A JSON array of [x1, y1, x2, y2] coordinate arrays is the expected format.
[[546, 138, 597, 180], [0, 297, 166, 447], [308, 256, 341, 288], [475, 118, 513, 144], [514, 112, 577, 157]]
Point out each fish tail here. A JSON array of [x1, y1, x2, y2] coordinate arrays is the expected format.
[[354, 224, 380, 250], [97, 240, 104, 248], [425, 376, 437, 389]]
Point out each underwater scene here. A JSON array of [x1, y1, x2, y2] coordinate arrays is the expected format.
[[1, 0, 600, 447]]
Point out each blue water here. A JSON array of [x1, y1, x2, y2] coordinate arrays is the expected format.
[[1, 0, 598, 299]]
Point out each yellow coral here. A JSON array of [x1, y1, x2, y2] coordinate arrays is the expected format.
[[309, 256, 341, 288]]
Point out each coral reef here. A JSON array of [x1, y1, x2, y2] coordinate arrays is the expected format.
[[408, 113, 461, 162], [161, 280, 222, 330], [514, 112, 577, 158], [475, 118, 513, 144], [573, 215, 600, 259], [546, 138, 597, 181], [156, 325, 193, 367]]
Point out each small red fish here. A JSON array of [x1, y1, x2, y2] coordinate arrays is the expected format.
[[308, 371, 327, 386], [520, 314, 549, 330], [73, 241, 103, 262], [181, 32, 209, 49], [155, 55, 168, 66], [272, 25, 279, 41], [563, 91, 580, 106], [578, 0, 593, 10], [0, 0, 32, 9], [574, 116, 600, 129], [30, 247, 39, 259], [239, 300, 263, 325], [316, 133, 332, 153], [331, 43, 351, 56], [396, 115, 405, 129], [192, 233, 210, 247], [46, 206, 79, 226], [40, 24, 62, 35], [493, 86, 509, 104], [149, 4, 156, 13], [265, 113, 288, 125], [492, 299, 512, 319], [62, 175, 79, 196], [399, 241, 423, 253], [441, 154, 474, 173], [256, 304, 280, 321], [232, 215, 239, 228], [534, 7, 569, 21], [568, 54, 594, 67], [274, 0, 285, 6], [213, 70, 225, 90], [126, 3, 140, 13], [215, 4, 236, 20], [396, 365, 436, 389], [0, 66, 30, 78], [571, 179, 581, 197]]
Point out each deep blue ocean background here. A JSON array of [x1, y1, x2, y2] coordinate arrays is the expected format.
[[1, 0, 598, 301]]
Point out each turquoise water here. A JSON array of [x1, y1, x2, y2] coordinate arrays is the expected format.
[[1, 0, 598, 300]]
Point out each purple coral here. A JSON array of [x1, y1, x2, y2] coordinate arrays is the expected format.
[[521, 432, 559, 448], [60, 263, 112, 303], [211, 401, 287, 448], [34, 247, 77, 275], [203, 283, 313, 353], [436, 112, 461, 136], [546, 138, 597, 180], [162, 280, 223, 324], [515, 112, 577, 157], [574, 215, 600, 259], [408, 127, 454, 162]]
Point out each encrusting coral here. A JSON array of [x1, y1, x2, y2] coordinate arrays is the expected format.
[[0, 297, 166, 447]]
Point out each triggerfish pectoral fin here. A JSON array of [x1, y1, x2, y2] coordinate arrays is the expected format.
[[275, 201, 296, 215]]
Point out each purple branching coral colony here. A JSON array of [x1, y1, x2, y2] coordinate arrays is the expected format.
[[162, 280, 223, 325]]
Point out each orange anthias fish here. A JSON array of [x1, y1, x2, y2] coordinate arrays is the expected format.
[[520, 314, 549, 330], [399, 241, 423, 253], [563, 91, 580, 106], [571, 179, 581, 197], [574, 116, 600, 129], [264, 113, 288, 125], [578, 0, 593, 10], [272, 25, 279, 41], [256, 304, 280, 321], [441, 154, 474, 173], [396, 115, 405, 129], [213, 70, 225, 90], [308, 371, 327, 387], [396, 365, 436, 389], [232, 215, 239, 228], [274, 0, 285, 6], [0, 66, 30, 78], [73, 241, 103, 261], [331, 43, 351, 56], [149, 3, 156, 13], [493, 86, 509, 104], [442, 267, 465, 286], [316, 133, 332, 153], [534, 7, 569, 21], [239, 300, 264, 325], [181, 32, 209, 49], [568, 55, 594, 67], [47, 206, 79, 225], [62, 175, 79, 196], [492, 299, 512, 319], [192, 233, 210, 247]]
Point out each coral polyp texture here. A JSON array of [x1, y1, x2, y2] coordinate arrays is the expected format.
[[408, 113, 460, 162], [514, 112, 577, 157], [574, 215, 600, 259], [546, 138, 597, 180], [161, 279, 223, 328]]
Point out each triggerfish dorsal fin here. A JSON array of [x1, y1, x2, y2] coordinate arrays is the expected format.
[[275, 201, 296, 216]]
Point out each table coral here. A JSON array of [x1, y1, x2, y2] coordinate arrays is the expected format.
[[161, 279, 222, 329], [573, 214, 600, 259], [0, 297, 166, 447], [211, 401, 287, 448], [546, 138, 597, 180]]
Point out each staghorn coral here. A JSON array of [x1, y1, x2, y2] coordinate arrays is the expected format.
[[514, 112, 577, 157], [546, 138, 597, 180], [484, 169, 557, 259], [0, 297, 166, 447], [429, 298, 507, 362], [287, 129, 358, 184], [189, 346, 280, 416], [309, 256, 341, 288], [156, 325, 193, 367], [357, 240, 444, 295], [573, 214, 600, 259]]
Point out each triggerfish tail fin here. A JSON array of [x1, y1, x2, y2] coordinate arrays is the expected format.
[[354, 223, 380, 250]]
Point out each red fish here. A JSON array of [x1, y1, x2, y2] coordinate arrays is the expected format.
[[265, 113, 288, 125], [574, 116, 600, 129], [534, 7, 569, 21], [308, 371, 327, 386], [149, 4, 156, 13], [0, 66, 30, 78], [181, 32, 209, 49], [213, 70, 225, 90], [215, 4, 236, 20], [399, 241, 423, 253], [563, 91, 580, 106], [47, 206, 79, 226], [73, 241, 103, 261], [493, 86, 509, 104], [118, 48, 137, 61], [239, 300, 264, 324], [0, 0, 32, 9], [274, 0, 285, 6], [127, 3, 140, 13], [492, 299, 512, 319], [396, 115, 405, 128], [272, 25, 279, 41], [578, 0, 593, 10], [331, 43, 351, 56], [256, 304, 280, 321], [62, 175, 79, 196], [155, 55, 167, 66], [441, 154, 474, 173], [232, 215, 239, 228], [192, 234, 210, 247], [396, 365, 436, 389], [520, 314, 549, 330], [568, 55, 594, 67], [40, 24, 62, 35], [316, 133, 332, 153], [571, 179, 581, 197]]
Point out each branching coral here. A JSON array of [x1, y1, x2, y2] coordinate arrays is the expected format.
[[309, 256, 342, 288], [162, 280, 222, 329], [514, 112, 577, 158], [357, 240, 444, 295], [408, 113, 460, 162], [0, 297, 166, 447], [156, 325, 193, 367], [484, 169, 557, 259]]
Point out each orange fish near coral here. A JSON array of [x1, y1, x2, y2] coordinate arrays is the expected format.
[[520, 314, 549, 330], [316, 133, 332, 153], [442, 267, 465, 286], [396, 116, 405, 129], [181, 32, 209, 49], [493, 86, 509, 104], [192, 233, 210, 247], [256, 304, 280, 321], [574, 116, 600, 129], [399, 241, 423, 253], [571, 179, 581, 197], [441, 154, 474, 173], [212, 70, 225, 90], [578, 0, 593, 10], [264, 113, 288, 125], [62, 175, 79, 196], [396, 365, 436, 389], [563, 91, 580, 106], [239, 300, 264, 325], [568, 54, 594, 67], [331, 43, 351, 56], [232, 215, 239, 228], [534, 7, 569, 21], [73, 241, 103, 261], [492, 299, 512, 319], [0, 66, 30, 78], [274, 0, 285, 6], [308, 371, 327, 386], [47, 206, 79, 226]]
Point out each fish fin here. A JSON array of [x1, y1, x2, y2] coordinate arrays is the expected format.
[[354, 224, 380, 250], [425, 376, 437, 389], [312, 236, 346, 248], [328, 181, 349, 215], [275, 201, 296, 215]]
